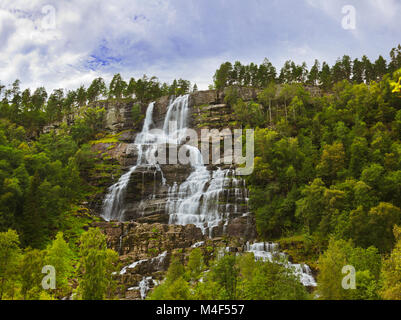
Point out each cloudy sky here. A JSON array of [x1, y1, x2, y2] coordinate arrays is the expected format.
[[0, 0, 400, 92]]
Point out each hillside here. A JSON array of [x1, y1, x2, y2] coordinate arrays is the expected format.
[[1, 46, 401, 300]]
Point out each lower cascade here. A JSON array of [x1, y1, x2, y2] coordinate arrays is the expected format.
[[127, 277, 159, 300], [101, 95, 249, 236], [167, 167, 249, 236], [246, 242, 317, 287]]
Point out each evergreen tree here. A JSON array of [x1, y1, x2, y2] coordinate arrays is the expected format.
[[87, 77, 107, 103], [352, 58, 364, 83], [20, 248, 46, 300], [45, 232, 74, 297], [77, 228, 118, 300], [319, 62, 332, 90], [108, 74, 127, 99], [381, 225, 401, 299], [213, 62, 233, 90], [22, 172, 45, 249], [362, 55, 375, 83], [0, 230, 21, 300], [389, 44, 401, 73], [308, 59, 320, 86], [75, 85, 87, 107], [374, 55, 387, 81]]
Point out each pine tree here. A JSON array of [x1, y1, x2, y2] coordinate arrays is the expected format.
[[352, 58, 364, 83], [87, 77, 107, 102], [362, 55, 375, 83], [374, 55, 387, 81], [108, 74, 127, 99], [381, 225, 401, 299], [22, 172, 45, 249], [45, 232, 74, 297], [213, 62, 233, 90], [389, 44, 401, 73], [20, 248, 46, 300], [0, 230, 21, 300], [319, 62, 332, 91], [308, 60, 320, 86], [77, 228, 118, 300]]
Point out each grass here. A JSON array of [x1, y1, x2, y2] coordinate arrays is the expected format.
[[277, 234, 321, 271], [90, 136, 119, 145]]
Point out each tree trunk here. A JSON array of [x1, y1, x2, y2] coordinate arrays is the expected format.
[[0, 277, 4, 300], [269, 99, 272, 125], [284, 101, 288, 120]]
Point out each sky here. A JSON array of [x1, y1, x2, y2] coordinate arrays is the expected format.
[[0, 0, 400, 92]]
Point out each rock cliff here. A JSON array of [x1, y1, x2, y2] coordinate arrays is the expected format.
[[86, 89, 262, 299]]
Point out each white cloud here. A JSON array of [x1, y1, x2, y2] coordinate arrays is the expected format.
[[0, 0, 399, 94]]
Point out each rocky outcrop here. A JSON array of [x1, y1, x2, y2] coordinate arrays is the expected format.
[[95, 221, 204, 299], [91, 100, 136, 132], [190, 90, 219, 106], [95, 221, 254, 299], [88, 89, 258, 235], [79, 87, 325, 299], [85, 90, 259, 300], [151, 88, 261, 120], [121, 163, 192, 223]]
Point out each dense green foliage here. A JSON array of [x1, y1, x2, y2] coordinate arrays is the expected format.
[[76, 228, 119, 300], [149, 248, 309, 300], [0, 73, 176, 300], [0, 73, 194, 249], [2, 44, 401, 300], [0, 74, 194, 137], [381, 226, 401, 299], [317, 238, 381, 300], [0, 119, 91, 248], [213, 45, 401, 300], [213, 45, 401, 90], [0, 228, 117, 300]]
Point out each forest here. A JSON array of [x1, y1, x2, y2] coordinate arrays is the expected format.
[[1, 44, 401, 300], [148, 45, 401, 300]]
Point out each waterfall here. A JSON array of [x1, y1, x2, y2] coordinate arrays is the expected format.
[[120, 251, 168, 275], [167, 167, 236, 236], [102, 102, 157, 221], [246, 242, 317, 287], [101, 95, 249, 236]]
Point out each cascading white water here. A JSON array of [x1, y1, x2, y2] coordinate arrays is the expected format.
[[161, 97, 249, 236], [102, 96, 193, 221], [120, 251, 168, 275], [101, 94, 248, 236], [167, 167, 239, 236], [127, 277, 159, 300], [246, 242, 317, 287], [102, 102, 157, 221]]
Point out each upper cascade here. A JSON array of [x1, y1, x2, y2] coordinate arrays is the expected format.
[[101, 95, 250, 236]]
